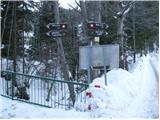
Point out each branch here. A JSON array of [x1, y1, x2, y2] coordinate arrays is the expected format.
[[68, 4, 81, 15], [121, 1, 136, 16], [105, 2, 117, 16], [75, 0, 81, 8], [107, 6, 117, 16]]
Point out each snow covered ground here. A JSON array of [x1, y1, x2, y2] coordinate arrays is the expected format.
[[0, 96, 90, 119], [84, 53, 159, 118], [0, 52, 159, 118]]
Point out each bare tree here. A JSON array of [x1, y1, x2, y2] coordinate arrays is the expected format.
[[53, 1, 75, 105], [109, 1, 135, 70]]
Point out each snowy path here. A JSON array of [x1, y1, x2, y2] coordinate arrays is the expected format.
[[150, 54, 159, 101], [121, 54, 159, 118], [150, 54, 159, 80]]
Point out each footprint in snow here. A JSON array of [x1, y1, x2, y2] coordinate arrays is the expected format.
[[1, 108, 8, 112], [11, 104, 16, 110], [8, 113, 16, 118]]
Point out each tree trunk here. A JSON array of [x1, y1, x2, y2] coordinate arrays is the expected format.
[[117, 2, 128, 70], [117, 16, 125, 69], [13, 3, 17, 87], [80, 1, 88, 43], [46, 62, 58, 101], [53, 1, 75, 105]]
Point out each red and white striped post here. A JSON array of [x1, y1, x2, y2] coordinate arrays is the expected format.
[[86, 91, 92, 111], [86, 84, 101, 111]]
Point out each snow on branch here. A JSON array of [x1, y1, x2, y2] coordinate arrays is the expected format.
[[123, 6, 131, 15], [121, 2, 127, 8], [68, 3, 81, 14], [75, 0, 81, 8], [121, 1, 135, 16]]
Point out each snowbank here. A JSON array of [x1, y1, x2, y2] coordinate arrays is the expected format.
[[83, 69, 139, 117], [75, 52, 159, 118], [75, 69, 138, 113]]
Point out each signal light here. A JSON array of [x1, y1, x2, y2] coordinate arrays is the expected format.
[[60, 24, 67, 29], [87, 23, 96, 29], [87, 22, 108, 30], [46, 23, 67, 30], [46, 23, 68, 37]]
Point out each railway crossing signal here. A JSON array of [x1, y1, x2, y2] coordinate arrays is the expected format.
[[46, 23, 67, 30], [46, 23, 67, 37], [87, 22, 108, 30], [87, 22, 108, 37], [46, 30, 66, 37]]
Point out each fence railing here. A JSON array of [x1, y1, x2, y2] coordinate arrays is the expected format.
[[0, 70, 88, 109]]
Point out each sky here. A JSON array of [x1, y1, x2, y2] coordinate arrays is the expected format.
[[59, 0, 76, 9], [33, 0, 77, 9]]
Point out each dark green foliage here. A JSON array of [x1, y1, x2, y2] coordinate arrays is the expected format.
[[100, 2, 117, 44], [59, 8, 81, 79], [125, 1, 159, 53], [29, 1, 56, 62], [1, 1, 33, 59]]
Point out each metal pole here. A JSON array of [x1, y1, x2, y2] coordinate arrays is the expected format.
[[88, 44, 92, 84], [11, 73, 15, 100], [87, 46, 91, 84], [103, 47, 107, 86], [104, 66, 107, 86], [87, 68, 91, 84], [133, 3, 136, 63]]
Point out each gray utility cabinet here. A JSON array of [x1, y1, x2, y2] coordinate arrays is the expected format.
[[79, 44, 119, 70]]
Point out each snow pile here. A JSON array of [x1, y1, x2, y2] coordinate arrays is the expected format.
[[84, 69, 139, 117], [75, 68, 139, 111], [75, 52, 159, 118], [93, 69, 138, 108]]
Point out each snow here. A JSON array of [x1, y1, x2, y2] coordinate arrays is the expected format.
[[76, 52, 159, 118], [123, 6, 132, 16], [116, 12, 122, 17], [68, 71, 72, 78], [0, 97, 90, 119], [24, 44, 30, 50], [0, 52, 159, 118]]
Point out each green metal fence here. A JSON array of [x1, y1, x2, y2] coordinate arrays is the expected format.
[[0, 70, 88, 109]]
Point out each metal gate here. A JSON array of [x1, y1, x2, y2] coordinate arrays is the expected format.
[[0, 70, 88, 109]]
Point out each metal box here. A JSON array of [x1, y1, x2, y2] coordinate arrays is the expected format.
[[79, 44, 119, 70]]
